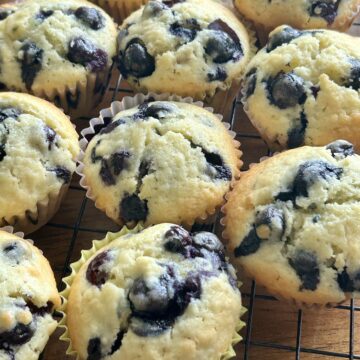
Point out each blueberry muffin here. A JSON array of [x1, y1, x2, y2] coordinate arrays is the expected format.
[[64, 224, 242, 360], [242, 26, 360, 151], [81, 100, 241, 227], [117, 0, 255, 112], [234, 0, 360, 31], [223, 141, 360, 306], [0, 92, 79, 234], [0, 0, 117, 118], [0, 229, 61, 359]]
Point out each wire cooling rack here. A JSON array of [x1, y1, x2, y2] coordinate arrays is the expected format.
[[37, 21, 360, 360]]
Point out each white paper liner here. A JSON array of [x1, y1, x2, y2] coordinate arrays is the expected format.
[[77, 92, 242, 228], [59, 225, 246, 359]]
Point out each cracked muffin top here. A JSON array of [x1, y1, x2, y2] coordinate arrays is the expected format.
[[234, 0, 360, 31], [223, 140, 360, 306], [82, 100, 241, 227], [66, 223, 242, 360], [242, 26, 360, 151], [0, 92, 79, 225], [117, 0, 254, 100], [0, 0, 117, 94], [0, 230, 60, 360]]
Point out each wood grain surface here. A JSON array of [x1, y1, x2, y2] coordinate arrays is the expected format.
[[1, 0, 360, 358]]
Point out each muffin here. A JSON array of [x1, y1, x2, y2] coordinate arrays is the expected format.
[[0, 229, 61, 359], [234, 0, 360, 32], [117, 0, 255, 114], [223, 140, 360, 306], [0, 92, 79, 234], [80, 99, 241, 227], [63, 224, 243, 360], [0, 0, 117, 118], [242, 26, 360, 151]]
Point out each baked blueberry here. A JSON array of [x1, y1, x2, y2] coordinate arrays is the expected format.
[[100, 151, 131, 186], [267, 26, 302, 52], [163, 0, 186, 6], [43, 125, 57, 150], [0, 323, 35, 346], [0, 107, 21, 122], [287, 112, 308, 148], [293, 160, 343, 198], [164, 226, 192, 254], [0, 145, 5, 162], [120, 194, 148, 222], [192, 232, 224, 252], [48, 166, 71, 183], [119, 38, 155, 78], [0, 9, 14, 21], [309, 0, 340, 24], [75, 7, 105, 30], [86, 250, 112, 287], [36, 9, 54, 21], [203, 150, 232, 181], [255, 205, 285, 241], [109, 330, 125, 355], [18, 42, 43, 90], [142, 1, 168, 18], [87, 337, 102, 360], [267, 72, 307, 109], [206, 31, 240, 64], [170, 18, 200, 43], [145, 103, 177, 119], [345, 59, 360, 91], [234, 228, 261, 257], [67, 37, 108, 72], [99, 119, 126, 135], [130, 317, 172, 337], [243, 68, 257, 99], [326, 140, 354, 158], [289, 250, 320, 291], [207, 67, 227, 82]]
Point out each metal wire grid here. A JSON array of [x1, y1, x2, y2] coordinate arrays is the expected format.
[[45, 20, 360, 357]]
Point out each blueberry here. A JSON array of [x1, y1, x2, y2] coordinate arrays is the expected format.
[[344, 59, 360, 91], [145, 102, 177, 119], [129, 277, 172, 315], [255, 205, 285, 241], [119, 38, 155, 78], [86, 250, 112, 287], [67, 37, 108, 72], [326, 140, 354, 158], [87, 337, 102, 360], [130, 317, 172, 337], [3, 242, 27, 264], [267, 26, 302, 52], [243, 68, 257, 99], [0, 145, 5, 162], [234, 228, 261, 257], [164, 226, 192, 254], [109, 330, 125, 355], [163, 0, 185, 6], [142, 1, 168, 18], [293, 160, 343, 198], [0, 107, 21, 122], [309, 1, 340, 24], [100, 151, 131, 186], [267, 72, 307, 109], [18, 42, 43, 90], [0, 9, 14, 21], [99, 119, 126, 135], [289, 250, 320, 291], [287, 111, 308, 148], [170, 18, 200, 43], [173, 275, 201, 314], [192, 232, 224, 252], [337, 268, 354, 292], [120, 194, 148, 222], [203, 150, 232, 181], [207, 67, 227, 82], [36, 9, 54, 21], [0, 323, 35, 346], [48, 166, 71, 184], [43, 125, 57, 150], [75, 7, 105, 30], [205, 31, 242, 64]]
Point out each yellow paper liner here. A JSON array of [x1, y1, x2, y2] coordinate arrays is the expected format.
[[59, 225, 246, 359], [77, 92, 243, 229], [220, 152, 357, 309]]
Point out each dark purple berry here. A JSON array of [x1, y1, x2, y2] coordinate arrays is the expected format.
[[309, 0, 340, 24], [287, 111, 308, 148], [0, 323, 35, 346], [48, 166, 71, 184], [120, 194, 148, 222], [0, 9, 14, 21], [145, 102, 176, 119], [326, 140, 354, 158], [100, 151, 131, 186], [337, 268, 354, 292], [68, 37, 108, 72], [36, 9, 54, 21], [203, 150, 232, 181], [86, 250, 112, 287], [208, 19, 242, 53], [119, 38, 155, 78], [344, 59, 360, 91], [43, 125, 57, 150], [170, 18, 200, 43], [99, 119, 126, 135], [18, 42, 43, 90], [142, 1, 168, 17], [87, 337, 102, 360], [173, 275, 201, 314], [3, 242, 26, 264], [255, 205, 285, 241], [267, 26, 302, 52], [207, 67, 227, 82], [234, 228, 261, 257], [164, 226, 192, 254], [192, 232, 224, 252], [109, 330, 125, 355], [162, 0, 185, 6], [0, 145, 6, 162], [268, 72, 307, 109], [75, 7, 105, 30], [0, 107, 21, 122], [289, 250, 320, 291], [243, 68, 257, 99]]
